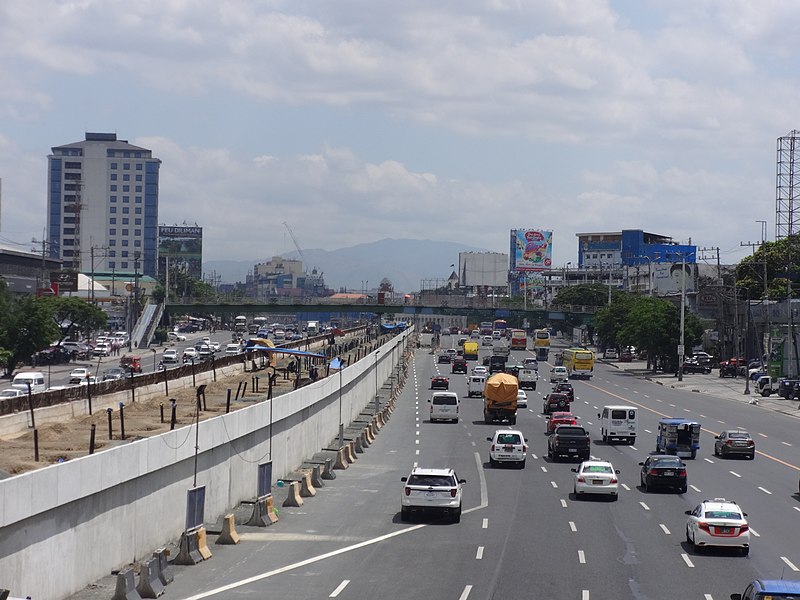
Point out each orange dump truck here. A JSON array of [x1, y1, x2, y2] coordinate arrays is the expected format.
[[483, 372, 518, 425]]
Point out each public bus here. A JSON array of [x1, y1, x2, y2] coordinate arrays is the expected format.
[[234, 315, 247, 332], [562, 347, 595, 379], [480, 321, 494, 335], [509, 329, 527, 351], [492, 319, 508, 333], [533, 328, 551, 349]]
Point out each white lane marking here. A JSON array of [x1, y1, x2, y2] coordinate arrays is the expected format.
[[476, 546, 484, 560], [656, 399, 663, 403], [415, 439, 419, 445], [551, 481, 558, 488], [584, 401, 589, 405], [681, 553, 695, 568], [644, 394, 650, 398], [582, 592, 590, 600], [586, 421, 593, 425], [415, 431, 419, 436], [413, 462, 418, 468], [659, 524, 671, 535], [482, 518, 488, 529], [458, 585, 473, 600], [758, 486, 772, 495], [749, 527, 760, 537], [683, 408, 691, 413], [578, 550, 586, 564], [669, 403, 676, 407], [633, 390, 639, 394], [717, 420, 726, 424], [704, 595, 713, 600], [415, 449, 419, 455], [690, 485, 701, 493], [781, 557, 800, 572], [644, 429, 652, 434], [531, 453, 538, 459], [182, 522, 430, 599], [639, 502, 650, 511], [569, 521, 577, 532], [469, 452, 489, 512], [621, 484, 630, 491], [794, 506, 800, 513], [541, 466, 548, 473], [783, 441, 793, 447], [471, 441, 476, 446], [560, 499, 568, 508], [593, 405, 598, 409], [730, 470, 741, 478], [757, 432, 768, 438], [699, 414, 707, 418], [704, 458, 714, 464], [330, 580, 350, 597]]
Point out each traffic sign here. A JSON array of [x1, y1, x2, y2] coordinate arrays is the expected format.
[[677, 344, 684, 357]]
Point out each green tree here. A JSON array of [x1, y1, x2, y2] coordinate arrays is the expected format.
[[737, 234, 800, 300], [553, 283, 624, 307], [43, 296, 107, 341], [1, 296, 60, 374], [592, 293, 636, 349]]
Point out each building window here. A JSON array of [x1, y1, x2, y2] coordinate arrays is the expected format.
[[108, 250, 115, 257], [110, 185, 117, 192], [64, 162, 81, 169], [135, 196, 142, 203], [64, 172, 81, 180], [121, 261, 128, 269], [122, 218, 129, 225], [109, 261, 115, 269], [135, 185, 142, 192], [63, 250, 74, 257], [123, 162, 130, 169], [134, 207, 142, 214], [64, 183, 79, 191], [110, 196, 117, 202], [63, 228, 74, 234], [64, 216, 76, 224], [111, 163, 117, 169], [109, 240, 116, 246], [109, 229, 116, 235], [136, 164, 142, 171], [62, 239, 74, 246], [123, 196, 129, 202], [122, 240, 129, 247], [109, 218, 116, 224], [135, 175, 142, 181], [122, 207, 129, 214], [122, 229, 129, 236], [122, 185, 129, 192], [110, 207, 117, 214], [134, 229, 141, 236], [122, 251, 129, 258], [134, 152, 142, 158], [134, 239, 141, 247], [123, 174, 130, 181], [110, 174, 117, 181], [135, 218, 141, 225]]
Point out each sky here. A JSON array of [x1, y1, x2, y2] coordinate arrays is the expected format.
[[1, 0, 798, 278]]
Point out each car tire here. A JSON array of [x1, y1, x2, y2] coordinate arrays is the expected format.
[[519, 459, 526, 469], [686, 526, 692, 544], [400, 507, 410, 522], [713, 445, 719, 457], [741, 546, 749, 556], [679, 485, 688, 494], [452, 505, 462, 524], [611, 493, 618, 502], [510, 417, 516, 425], [602, 433, 608, 443], [641, 475, 648, 492], [748, 453, 755, 460]]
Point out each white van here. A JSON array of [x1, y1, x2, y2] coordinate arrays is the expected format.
[[467, 375, 486, 397], [519, 368, 539, 390], [429, 392, 460, 423], [11, 371, 46, 394], [598, 405, 638, 444]]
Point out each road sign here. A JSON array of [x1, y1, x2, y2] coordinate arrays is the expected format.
[[677, 344, 685, 357], [50, 271, 78, 292]]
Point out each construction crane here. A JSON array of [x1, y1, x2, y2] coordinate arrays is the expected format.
[[282, 221, 308, 268]]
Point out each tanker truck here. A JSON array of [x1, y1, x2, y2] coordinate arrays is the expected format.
[[484, 372, 519, 425]]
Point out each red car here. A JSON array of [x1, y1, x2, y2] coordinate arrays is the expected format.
[[546, 411, 577, 434], [552, 382, 575, 402], [430, 376, 450, 390], [542, 393, 571, 415]]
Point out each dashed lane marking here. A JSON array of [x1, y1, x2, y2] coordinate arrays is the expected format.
[[621, 484, 630, 491], [560, 499, 568, 508], [569, 521, 577, 532], [758, 486, 772, 495], [630, 446, 637, 451], [639, 502, 650, 511], [669, 403, 676, 407], [458, 585, 473, 600], [783, 441, 793, 447], [482, 518, 488, 529], [690, 485, 701, 493], [757, 432, 768, 438], [699, 414, 707, 418], [749, 527, 760, 537], [582, 592, 590, 600], [541, 466, 548, 473], [644, 429, 652, 434], [730, 471, 741, 478], [476, 546, 484, 560], [659, 524, 670, 534], [781, 557, 799, 572], [551, 481, 558, 488], [532, 453, 538, 459], [704, 458, 714, 464], [578, 550, 586, 564], [415, 449, 419, 455], [681, 554, 695, 568], [329, 580, 350, 597]]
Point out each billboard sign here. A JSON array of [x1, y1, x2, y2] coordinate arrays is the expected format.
[[158, 226, 202, 280], [653, 263, 696, 295], [50, 271, 78, 292], [510, 229, 553, 272]]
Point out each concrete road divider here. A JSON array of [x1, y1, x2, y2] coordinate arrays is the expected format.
[[345, 441, 357, 463], [245, 494, 279, 527], [216, 513, 240, 545], [290, 471, 316, 497], [153, 548, 173, 585], [196, 526, 213, 560], [174, 528, 204, 565], [135, 557, 165, 598], [302, 464, 324, 488], [333, 448, 349, 469], [111, 567, 142, 600], [366, 423, 376, 443], [282, 481, 304, 507], [305, 458, 335, 480]]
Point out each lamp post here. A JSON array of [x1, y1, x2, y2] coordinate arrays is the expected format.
[[635, 255, 653, 296], [374, 350, 380, 415], [337, 358, 344, 449]]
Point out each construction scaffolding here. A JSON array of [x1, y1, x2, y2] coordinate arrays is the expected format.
[[776, 129, 800, 240]]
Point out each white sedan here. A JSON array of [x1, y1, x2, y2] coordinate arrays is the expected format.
[[516, 389, 528, 408], [572, 460, 620, 500], [472, 366, 488, 376], [685, 498, 750, 555]]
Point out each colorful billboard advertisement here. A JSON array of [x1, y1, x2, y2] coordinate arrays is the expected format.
[[158, 226, 202, 280], [510, 229, 553, 272]]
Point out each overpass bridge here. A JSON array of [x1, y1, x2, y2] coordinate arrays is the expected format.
[[164, 298, 599, 327]]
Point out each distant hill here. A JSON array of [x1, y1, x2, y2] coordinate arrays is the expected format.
[[204, 238, 491, 293]]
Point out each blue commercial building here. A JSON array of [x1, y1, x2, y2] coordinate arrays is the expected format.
[[47, 132, 161, 277], [576, 230, 696, 268]]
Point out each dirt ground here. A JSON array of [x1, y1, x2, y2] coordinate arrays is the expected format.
[[0, 367, 302, 477]]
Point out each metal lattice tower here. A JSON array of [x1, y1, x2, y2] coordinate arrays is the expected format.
[[776, 129, 800, 240]]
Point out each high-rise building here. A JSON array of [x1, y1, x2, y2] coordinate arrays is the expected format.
[[47, 132, 161, 277]]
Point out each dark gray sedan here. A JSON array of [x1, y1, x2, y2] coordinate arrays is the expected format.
[[713, 430, 755, 459]]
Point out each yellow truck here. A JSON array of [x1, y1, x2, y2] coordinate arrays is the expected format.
[[463, 341, 479, 361], [483, 373, 518, 425]]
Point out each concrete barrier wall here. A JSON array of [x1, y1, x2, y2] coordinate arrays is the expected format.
[[0, 330, 410, 599]]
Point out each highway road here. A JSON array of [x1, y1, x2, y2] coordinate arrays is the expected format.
[[68, 336, 800, 600]]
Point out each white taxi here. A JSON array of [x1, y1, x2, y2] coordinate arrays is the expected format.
[[487, 429, 528, 469], [685, 498, 750, 555], [572, 460, 620, 499]]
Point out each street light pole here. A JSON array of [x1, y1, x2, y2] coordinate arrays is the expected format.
[[678, 253, 687, 382], [374, 350, 380, 415]]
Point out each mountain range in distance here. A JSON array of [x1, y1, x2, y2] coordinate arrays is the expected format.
[[204, 238, 491, 293]]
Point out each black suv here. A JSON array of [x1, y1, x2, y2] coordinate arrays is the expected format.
[[451, 359, 467, 374]]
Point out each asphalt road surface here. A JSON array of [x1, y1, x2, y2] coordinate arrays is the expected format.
[[69, 338, 800, 600]]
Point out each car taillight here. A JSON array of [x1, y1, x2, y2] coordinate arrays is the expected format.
[[523, 444, 528, 452], [610, 477, 618, 484], [747, 440, 755, 446], [648, 469, 658, 475], [450, 488, 457, 498], [678, 469, 687, 476], [491, 444, 496, 451], [698, 522, 710, 532], [738, 524, 749, 533], [404, 487, 411, 496], [577, 476, 585, 483]]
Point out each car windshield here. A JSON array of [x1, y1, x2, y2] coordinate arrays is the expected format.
[[610, 410, 627, 419], [433, 396, 457, 405], [497, 434, 521, 444], [407, 475, 454, 487], [583, 465, 613, 474], [651, 458, 682, 467], [703, 510, 742, 520]]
